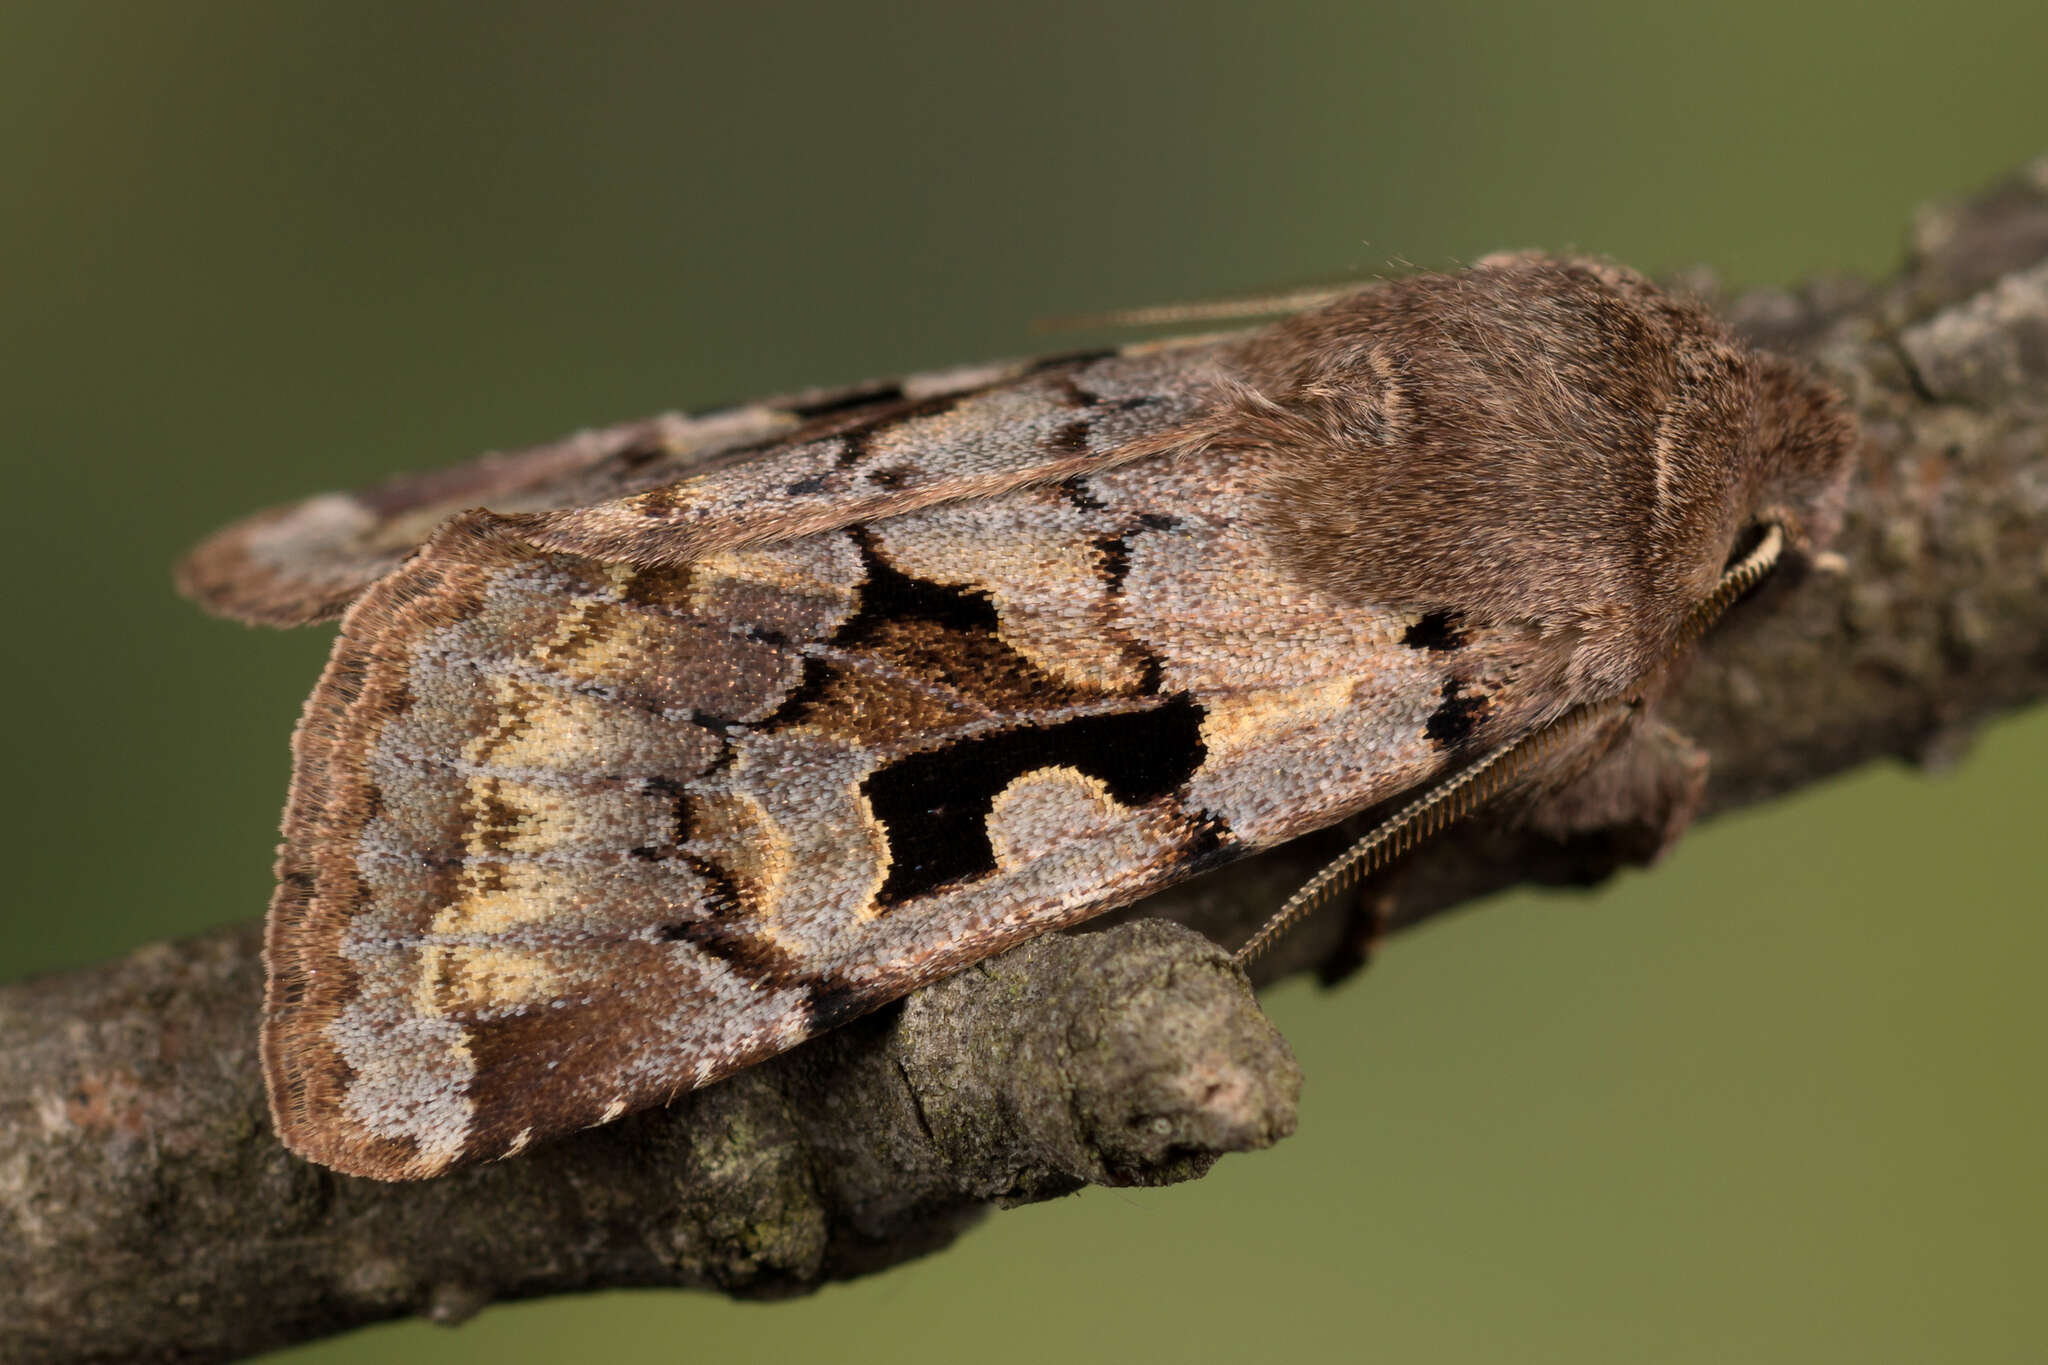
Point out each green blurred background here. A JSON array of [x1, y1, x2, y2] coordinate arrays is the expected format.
[[5, 3, 2045, 1360]]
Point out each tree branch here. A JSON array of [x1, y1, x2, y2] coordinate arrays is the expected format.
[[6, 157, 2047, 1365]]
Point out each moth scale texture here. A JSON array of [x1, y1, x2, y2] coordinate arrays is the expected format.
[[178, 254, 1859, 1179]]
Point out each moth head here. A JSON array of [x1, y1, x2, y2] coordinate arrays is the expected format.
[[1742, 351, 1861, 566]]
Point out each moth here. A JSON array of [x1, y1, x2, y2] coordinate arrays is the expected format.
[[180, 254, 1859, 1181]]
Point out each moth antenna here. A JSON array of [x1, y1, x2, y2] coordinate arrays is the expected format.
[[1234, 523, 1786, 967], [1672, 522, 1785, 652], [1233, 696, 1634, 967], [1035, 284, 1364, 334]]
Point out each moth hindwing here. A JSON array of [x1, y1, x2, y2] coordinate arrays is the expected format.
[[182, 254, 1858, 1179]]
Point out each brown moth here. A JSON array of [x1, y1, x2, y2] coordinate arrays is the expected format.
[[179, 254, 1858, 1181]]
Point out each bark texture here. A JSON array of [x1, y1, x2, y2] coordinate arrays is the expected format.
[[6, 157, 2047, 1365]]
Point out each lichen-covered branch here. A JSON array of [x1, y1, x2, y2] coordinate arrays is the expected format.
[[5, 158, 2047, 1365]]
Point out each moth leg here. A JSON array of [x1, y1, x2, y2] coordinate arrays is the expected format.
[[1305, 719, 1704, 987], [1316, 875, 1399, 987], [1519, 717, 1710, 867]]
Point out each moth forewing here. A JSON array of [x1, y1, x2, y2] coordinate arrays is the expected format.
[[182, 255, 1858, 1179]]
